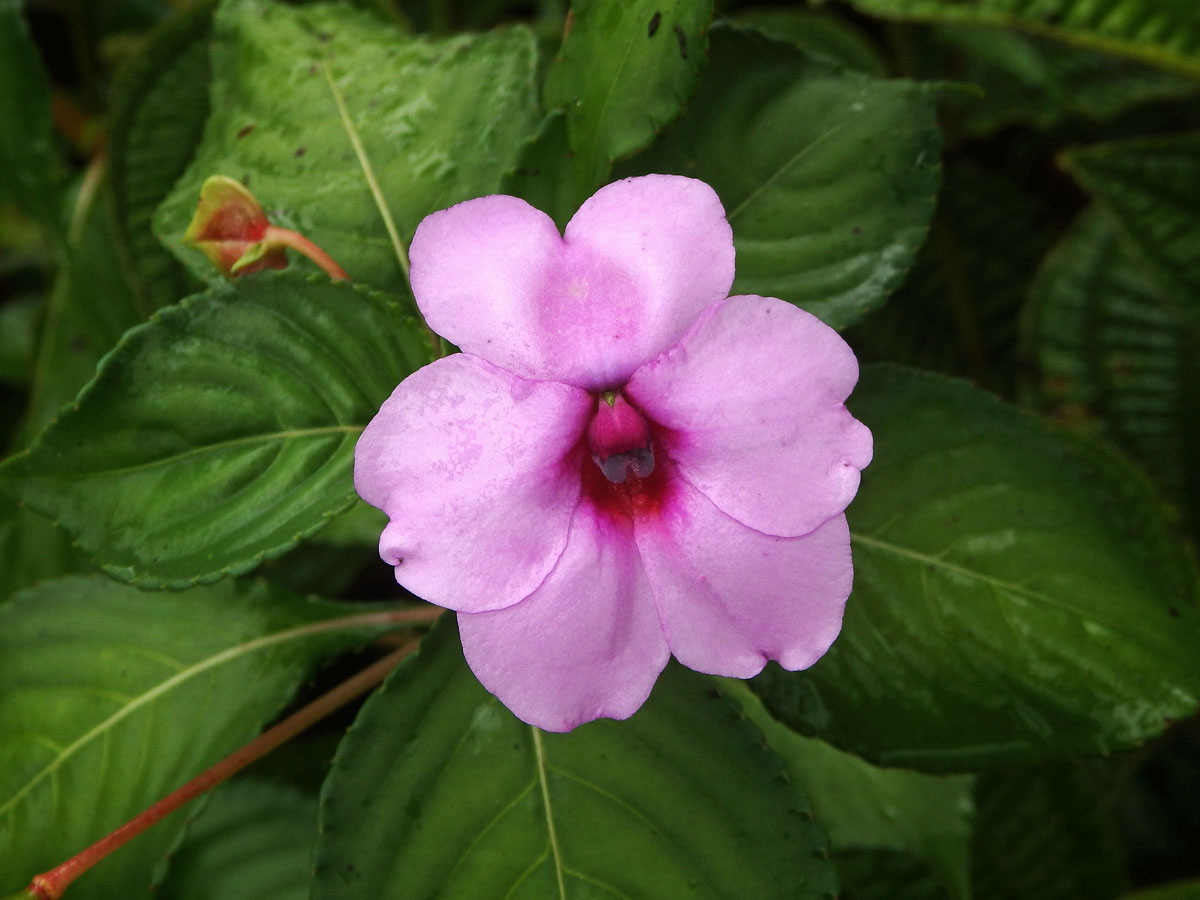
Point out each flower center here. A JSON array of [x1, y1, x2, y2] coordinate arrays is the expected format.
[[586, 391, 654, 484], [580, 391, 667, 521]]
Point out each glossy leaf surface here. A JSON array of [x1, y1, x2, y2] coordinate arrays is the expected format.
[[156, 779, 315, 900], [6, 273, 431, 588], [543, 0, 712, 207], [754, 365, 1200, 770], [0, 575, 403, 898], [627, 25, 941, 330], [153, 0, 539, 294], [313, 618, 838, 899], [845, 0, 1200, 77]]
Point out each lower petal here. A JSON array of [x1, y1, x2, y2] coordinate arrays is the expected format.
[[636, 476, 852, 678], [459, 508, 668, 732]]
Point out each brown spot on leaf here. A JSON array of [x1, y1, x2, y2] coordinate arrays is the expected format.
[[674, 25, 688, 59], [648, 11, 661, 37], [236, 123, 255, 139]]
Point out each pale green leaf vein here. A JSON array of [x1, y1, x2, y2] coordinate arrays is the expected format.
[[0, 609, 401, 820], [532, 727, 567, 900]]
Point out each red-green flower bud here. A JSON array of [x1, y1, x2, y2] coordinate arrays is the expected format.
[[182, 176, 288, 277]]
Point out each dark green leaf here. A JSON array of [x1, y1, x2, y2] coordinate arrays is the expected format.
[[1023, 207, 1200, 532], [0, 0, 56, 230], [0, 495, 85, 604], [313, 618, 838, 899], [1063, 132, 1200, 300], [625, 25, 941, 330], [156, 779, 315, 900], [5, 273, 431, 588], [725, 680, 972, 900], [542, 0, 713, 207], [970, 762, 1127, 900], [754, 365, 1200, 770], [0, 574, 405, 899], [925, 26, 1199, 136], [106, 1, 213, 317], [153, 0, 539, 294], [732, 7, 887, 75], [843, 0, 1200, 78], [847, 161, 1056, 393], [19, 188, 142, 444]]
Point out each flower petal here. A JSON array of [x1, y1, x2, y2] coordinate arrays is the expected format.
[[354, 354, 591, 613], [626, 295, 872, 537], [409, 175, 734, 389], [636, 475, 852, 678], [459, 508, 669, 732]]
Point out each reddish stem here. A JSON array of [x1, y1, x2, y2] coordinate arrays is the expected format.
[[264, 225, 350, 281], [26, 633, 427, 900]]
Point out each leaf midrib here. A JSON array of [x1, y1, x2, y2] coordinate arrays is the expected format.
[[850, 530, 1178, 650], [0, 609, 399, 820], [27, 424, 361, 482]]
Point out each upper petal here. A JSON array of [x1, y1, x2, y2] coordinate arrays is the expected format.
[[354, 354, 591, 613], [626, 295, 872, 537], [409, 175, 735, 390], [635, 474, 852, 678], [458, 506, 669, 732]]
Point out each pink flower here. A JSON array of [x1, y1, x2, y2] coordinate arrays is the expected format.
[[354, 175, 872, 731]]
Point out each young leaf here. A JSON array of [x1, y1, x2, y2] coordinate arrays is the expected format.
[[1024, 207, 1200, 533], [0, 575, 407, 899], [4, 273, 431, 588], [155, 779, 315, 900], [313, 618, 838, 900], [843, 0, 1200, 78], [542, 0, 714, 208], [754, 364, 1200, 771], [625, 24, 941, 330], [153, 0, 539, 295]]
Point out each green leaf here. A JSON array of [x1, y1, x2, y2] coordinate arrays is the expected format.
[[0, 0, 56, 230], [1122, 881, 1200, 900], [19, 186, 143, 444], [969, 762, 1127, 900], [0, 495, 85, 604], [843, 0, 1200, 78], [925, 26, 1199, 136], [624, 25, 941, 330], [754, 364, 1200, 771], [0, 295, 38, 385], [847, 161, 1056, 393], [4, 273, 431, 588], [725, 680, 972, 900], [1062, 132, 1200, 300], [313, 618, 838, 899], [542, 0, 713, 207], [153, 0, 539, 295], [1023, 207, 1200, 532], [0, 574, 405, 899], [156, 779, 315, 900], [732, 7, 887, 75], [106, 1, 213, 317]]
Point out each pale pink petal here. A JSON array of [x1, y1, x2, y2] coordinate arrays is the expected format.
[[626, 295, 872, 538], [458, 508, 669, 732], [353, 354, 591, 613], [409, 175, 734, 390], [636, 474, 852, 678]]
